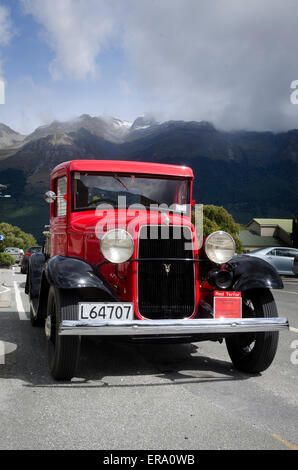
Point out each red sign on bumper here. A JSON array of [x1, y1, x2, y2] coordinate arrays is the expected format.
[[213, 291, 242, 319]]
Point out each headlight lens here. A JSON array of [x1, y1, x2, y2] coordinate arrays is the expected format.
[[101, 229, 134, 264], [205, 231, 236, 264]]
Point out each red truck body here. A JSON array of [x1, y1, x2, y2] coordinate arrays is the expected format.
[[25, 159, 287, 380]]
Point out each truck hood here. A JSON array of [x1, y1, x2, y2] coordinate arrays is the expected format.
[[70, 209, 194, 241]]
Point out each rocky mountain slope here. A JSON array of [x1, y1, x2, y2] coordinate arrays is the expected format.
[[24, 114, 132, 144], [0, 123, 25, 148], [0, 115, 297, 240]]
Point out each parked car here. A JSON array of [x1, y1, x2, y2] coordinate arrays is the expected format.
[[245, 247, 298, 276], [25, 160, 288, 380], [4, 247, 23, 264], [20, 246, 42, 274]]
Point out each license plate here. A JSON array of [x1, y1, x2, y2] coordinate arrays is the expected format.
[[78, 303, 134, 322], [213, 291, 242, 319]]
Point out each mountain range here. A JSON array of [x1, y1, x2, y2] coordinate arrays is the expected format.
[[0, 114, 297, 241]]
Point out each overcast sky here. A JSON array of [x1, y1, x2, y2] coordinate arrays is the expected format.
[[1, 0, 298, 133]]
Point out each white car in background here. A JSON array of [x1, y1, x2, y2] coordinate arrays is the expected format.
[[4, 247, 23, 264], [246, 247, 298, 276]]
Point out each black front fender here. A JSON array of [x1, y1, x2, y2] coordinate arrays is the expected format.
[[45, 255, 116, 299], [226, 255, 284, 291], [26, 252, 45, 297]]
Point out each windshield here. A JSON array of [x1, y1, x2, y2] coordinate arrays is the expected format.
[[71, 172, 191, 214], [28, 246, 42, 254]]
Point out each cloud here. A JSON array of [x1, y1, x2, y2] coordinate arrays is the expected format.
[[122, 0, 298, 131], [0, 5, 14, 74], [19, 0, 298, 130], [0, 5, 13, 46], [3, 75, 57, 133], [21, 0, 116, 80], [119, 79, 132, 97]]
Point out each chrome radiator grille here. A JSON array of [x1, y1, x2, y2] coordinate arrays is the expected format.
[[137, 225, 195, 319]]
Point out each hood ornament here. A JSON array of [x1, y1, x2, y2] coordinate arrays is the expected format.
[[163, 264, 171, 276]]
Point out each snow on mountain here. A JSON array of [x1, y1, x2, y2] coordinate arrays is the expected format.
[[131, 115, 158, 130], [25, 114, 134, 144]]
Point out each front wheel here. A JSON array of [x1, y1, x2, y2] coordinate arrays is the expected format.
[[27, 269, 44, 327], [226, 289, 279, 374], [46, 286, 80, 381]]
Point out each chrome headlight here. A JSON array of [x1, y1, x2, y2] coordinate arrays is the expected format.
[[205, 231, 236, 264], [100, 229, 134, 264]]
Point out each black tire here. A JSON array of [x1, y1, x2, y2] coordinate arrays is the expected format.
[[30, 302, 44, 327], [25, 271, 29, 295], [27, 269, 44, 327], [225, 289, 279, 374], [46, 286, 80, 381]]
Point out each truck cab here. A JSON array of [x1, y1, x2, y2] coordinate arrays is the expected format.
[[26, 160, 288, 380]]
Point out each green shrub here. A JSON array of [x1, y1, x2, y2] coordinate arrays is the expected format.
[[192, 204, 243, 253], [0, 222, 37, 253], [0, 252, 15, 267]]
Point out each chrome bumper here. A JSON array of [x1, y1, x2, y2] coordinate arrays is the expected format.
[[59, 317, 289, 336]]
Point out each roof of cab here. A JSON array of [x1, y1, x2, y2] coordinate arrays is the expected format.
[[51, 160, 194, 178]]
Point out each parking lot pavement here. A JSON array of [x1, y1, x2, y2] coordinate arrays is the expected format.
[[0, 268, 297, 450]]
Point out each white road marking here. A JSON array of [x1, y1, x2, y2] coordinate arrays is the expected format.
[[0, 286, 10, 294], [0, 341, 17, 364], [13, 281, 28, 321], [290, 327, 298, 333]]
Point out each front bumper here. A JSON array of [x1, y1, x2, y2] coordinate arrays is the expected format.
[[59, 317, 289, 336]]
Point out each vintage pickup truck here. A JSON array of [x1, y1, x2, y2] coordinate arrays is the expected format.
[[25, 160, 289, 380]]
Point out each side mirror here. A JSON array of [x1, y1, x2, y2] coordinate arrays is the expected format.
[[44, 191, 57, 203]]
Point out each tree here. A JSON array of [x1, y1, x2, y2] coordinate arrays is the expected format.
[[0, 252, 15, 266], [192, 204, 243, 253], [0, 222, 37, 252], [292, 216, 298, 248]]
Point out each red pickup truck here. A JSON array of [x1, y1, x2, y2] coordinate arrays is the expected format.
[[25, 160, 289, 380]]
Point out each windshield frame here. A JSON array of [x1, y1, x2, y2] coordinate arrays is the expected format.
[[71, 171, 192, 216]]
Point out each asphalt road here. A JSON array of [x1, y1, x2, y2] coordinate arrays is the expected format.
[[0, 267, 297, 450]]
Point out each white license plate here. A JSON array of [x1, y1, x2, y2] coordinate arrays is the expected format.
[[78, 303, 134, 322]]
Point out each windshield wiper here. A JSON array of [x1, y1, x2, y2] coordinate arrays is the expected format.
[[113, 175, 129, 192]]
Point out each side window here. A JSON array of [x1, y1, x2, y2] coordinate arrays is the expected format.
[[288, 250, 298, 258], [282, 250, 292, 258], [275, 249, 286, 257], [56, 176, 67, 217]]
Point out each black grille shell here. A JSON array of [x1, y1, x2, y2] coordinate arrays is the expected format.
[[137, 225, 195, 319]]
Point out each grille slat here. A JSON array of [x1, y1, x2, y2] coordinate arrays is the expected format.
[[137, 225, 195, 319]]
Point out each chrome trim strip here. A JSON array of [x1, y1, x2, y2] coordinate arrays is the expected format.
[[59, 317, 289, 336]]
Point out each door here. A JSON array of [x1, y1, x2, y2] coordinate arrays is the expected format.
[[50, 176, 68, 256], [267, 248, 293, 275]]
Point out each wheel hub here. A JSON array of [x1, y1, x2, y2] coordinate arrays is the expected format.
[[45, 315, 51, 339]]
